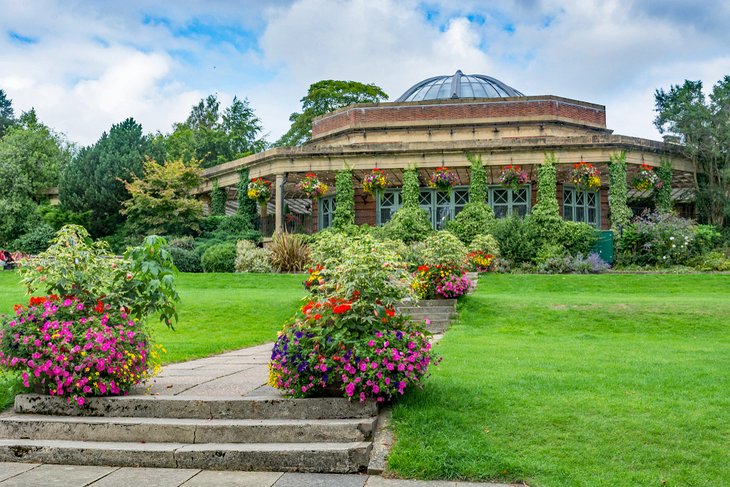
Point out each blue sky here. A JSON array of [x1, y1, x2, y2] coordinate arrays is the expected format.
[[1, 0, 730, 146]]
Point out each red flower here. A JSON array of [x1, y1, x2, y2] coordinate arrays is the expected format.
[[302, 301, 316, 314], [333, 303, 352, 314], [313, 313, 322, 320], [385, 308, 395, 317], [13, 304, 23, 312], [417, 265, 429, 272], [94, 300, 105, 313]]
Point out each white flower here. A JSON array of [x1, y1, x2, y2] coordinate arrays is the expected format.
[[669, 236, 675, 241]]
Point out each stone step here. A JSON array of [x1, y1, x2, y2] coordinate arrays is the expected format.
[[397, 308, 456, 318], [0, 438, 372, 473], [400, 299, 457, 308], [425, 322, 449, 334], [0, 414, 376, 444], [14, 394, 378, 420]]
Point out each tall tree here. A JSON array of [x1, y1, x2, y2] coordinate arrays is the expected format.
[[0, 89, 14, 139], [164, 95, 267, 168], [275, 80, 389, 147], [0, 109, 71, 244], [60, 118, 149, 237], [654, 77, 730, 227]]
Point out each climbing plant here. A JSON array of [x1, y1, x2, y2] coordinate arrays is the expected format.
[[401, 167, 420, 209], [467, 153, 488, 203], [210, 180, 227, 215], [608, 151, 632, 233], [529, 152, 564, 247], [332, 168, 354, 229], [655, 158, 673, 213], [237, 168, 258, 225]]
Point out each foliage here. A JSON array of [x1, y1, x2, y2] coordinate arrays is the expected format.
[[201, 242, 237, 273], [466, 250, 495, 272], [690, 251, 730, 271], [428, 167, 457, 192], [0, 110, 71, 245], [362, 168, 389, 195], [498, 165, 529, 191], [169, 247, 202, 273], [655, 158, 673, 213], [162, 95, 267, 168], [268, 232, 310, 272], [445, 202, 496, 244], [654, 77, 730, 227], [401, 168, 420, 209], [270, 235, 437, 402], [562, 221, 598, 256], [692, 224, 722, 255], [237, 168, 258, 226], [297, 173, 329, 200], [0, 88, 14, 138], [37, 205, 91, 231], [59, 118, 148, 237], [617, 211, 696, 267], [536, 252, 610, 274], [492, 216, 539, 264], [233, 240, 272, 273], [210, 180, 227, 216], [530, 153, 564, 250], [421, 231, 467, 269], [412, 264, 473, 299], [121, 159, 204, 236], [247, 177, 272, 205], [8, 223, 54, 254], [608, 151, 632, 233], [467, 154, 488, 203], [0, 296, 160, 405], [383, 207, 433, 244], [331, 168, 355, 229], [18, 225, 179, 328], [275, 80, 389, 146], [468, 234, 501, 258], [570, 161, 601, 191]]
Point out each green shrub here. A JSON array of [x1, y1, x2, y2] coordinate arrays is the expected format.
[[693, 224, 722, 255], [9, 224, 55, 254], [332, 169, 355, 229], [422, 231, 467, 268], [535, 243, 567, 264], [383, 207, 433, 244], [446, 202, 496, 244], [617, 211, 695, 267], [530, 153, 564, 249], [690, 251, 730, 271], [467, 154, 488, 203], [169, 235, 196, 250], [401, 168, 420, 209], [211, 181, 227, 216], [608, 152, 632, 232], [562, 221, 597, 256], [169, 247, 202, 273], [492, 216, 539, 264], [268, 233, 310, 272], [234, 240, 272, 273], [201, 242, 237, 273], [468, 234, 500, 257], [309, 231, 352, 267]]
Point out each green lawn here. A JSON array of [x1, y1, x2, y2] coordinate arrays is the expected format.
[[0, 271, 305, 409], [388, 274, 730, 486]]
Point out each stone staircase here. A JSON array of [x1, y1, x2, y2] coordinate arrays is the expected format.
[[397, 299, 457, 334], [0, 388, 377, 473]]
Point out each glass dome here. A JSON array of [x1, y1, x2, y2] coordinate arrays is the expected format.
[[395, 70, 524, 102]]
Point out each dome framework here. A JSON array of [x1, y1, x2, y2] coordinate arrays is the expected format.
[[395, 69, 524, 102]]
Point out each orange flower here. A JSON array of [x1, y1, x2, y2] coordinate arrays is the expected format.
[[332, 303, 352, 314]]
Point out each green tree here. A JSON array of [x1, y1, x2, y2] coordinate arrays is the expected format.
[[0, 89, 14, 139], [0, 110, 71, 245], [654, 77, 730, 227], [164, 95, 266, 168], [275, 80, 389, 147], [60, 118, 149, 237], [121, 159, 204, 236]]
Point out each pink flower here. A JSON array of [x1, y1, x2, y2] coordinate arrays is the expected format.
[[345, 382, 356, 397]]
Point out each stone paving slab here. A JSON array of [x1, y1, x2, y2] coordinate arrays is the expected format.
[[0, 464, 116, 487], [87, 467, 198, 487], [273, 472, 367, 487], [0, 463, 39, 482], [180, 470, 283, 486]]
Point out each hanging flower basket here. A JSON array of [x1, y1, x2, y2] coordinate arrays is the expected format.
[[570, 161, 601, 191], [498, 165, 529, 191], [362, 168, 389, 195], [247, 177, 272, 205], [297, 173, 329, 200], [632, 164, 662, 192], [429, 167, 457, 192]]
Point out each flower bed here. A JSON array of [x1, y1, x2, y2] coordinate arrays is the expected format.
[[412, 264, 474, 299]]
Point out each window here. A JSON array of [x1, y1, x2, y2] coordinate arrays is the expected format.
[[488, 186, 530, 218], [319, 195, 336, 230], [377, 190, 401, 225], [563, 186, 599, 227]]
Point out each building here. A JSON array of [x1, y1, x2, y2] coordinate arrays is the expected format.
[[198, 70, 694, 234]]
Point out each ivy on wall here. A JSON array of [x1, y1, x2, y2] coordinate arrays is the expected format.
[[237, 168, 258, 225], [332, 168, 354, 228], [530, 152, 563, 246], [211, 180, 227, 215], [608, 151, 632, 232], [655, 158, 673, 213], [467, 153, 488, 203], [401, 167, 420, 209]]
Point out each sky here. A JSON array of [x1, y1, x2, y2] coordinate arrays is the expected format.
[[2, 0, 730, 147]]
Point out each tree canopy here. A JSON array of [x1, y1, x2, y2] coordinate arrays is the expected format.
[[158, 95, 267, 168], [0, 89, 14, 139], [275, 80, 389, 147], [654, 76, 730, 227], [59, 118, 149, 237]]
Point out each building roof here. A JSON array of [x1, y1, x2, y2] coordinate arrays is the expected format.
[[395, 69, 524, 102]]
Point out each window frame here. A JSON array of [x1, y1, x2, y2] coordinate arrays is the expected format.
[[487, 184, 532, 218], [562, 185, 600, 227], [375, 186, 470, 229], [318, 195, 336, 230]]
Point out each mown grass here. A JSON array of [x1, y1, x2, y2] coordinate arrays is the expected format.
[[0, 271, 306, 409], [388, 274, 730, 486]]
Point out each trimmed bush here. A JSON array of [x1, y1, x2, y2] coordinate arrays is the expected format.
[[383, 207, 433, 244], [234, 240, 272, 273], [562, 221, 597, 256], [201, 242, 237, 273], [422, 231, 467, 269], [169, 247, 202, 273], [492, 216, 539, 264], [446, 202, 496, 244], [468, 234, 500, 257], [168, 235, 196, 250], [9, 223, 55, 254]]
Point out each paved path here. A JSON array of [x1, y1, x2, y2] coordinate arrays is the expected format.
[[0, 341, 513, 487]]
